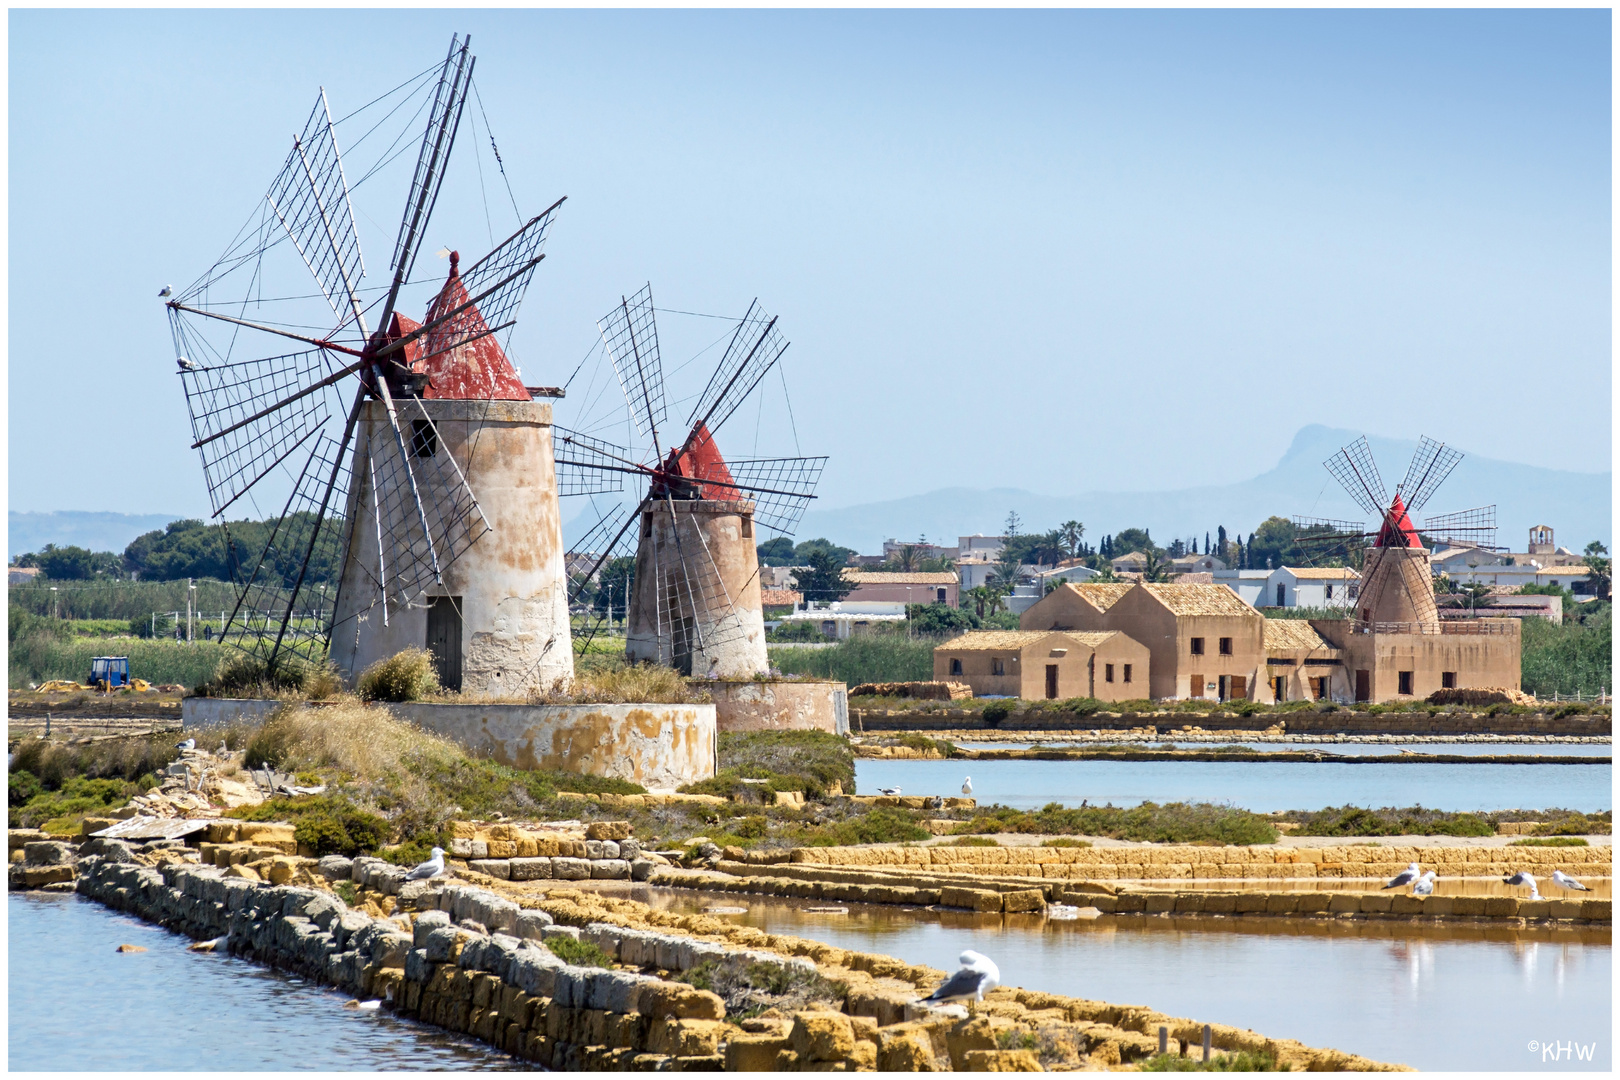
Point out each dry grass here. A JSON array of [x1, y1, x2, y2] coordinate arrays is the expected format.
[[356, 648, 441, 702], [527, 659, 706, 705], [243, 699, 454, 778]]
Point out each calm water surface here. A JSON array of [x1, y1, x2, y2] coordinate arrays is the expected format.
[[649, 889, 1612, 1072], [8, 893, 521, 1071], [966, 741, 1613, 757], [858, 758, 1613, 812]]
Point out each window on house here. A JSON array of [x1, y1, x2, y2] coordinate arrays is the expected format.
[[950, 658, 962, 676], [1105, 663, 1115, 683], [1123, 663, 1132, 684], [1442, 671, 1456, 689], [741, 517, 753, 539], [1325, 584, 1334, 600], [992, 658, 1006, 676], [1219, 637, 1232, 656], [410, 418, 437, 458], [1190, 637, 1205, 655], [937, 588, 947, 602], [1398, 670, 1414, 696], [820, 621, 835, 636], [1276, 583, 1285, 606]]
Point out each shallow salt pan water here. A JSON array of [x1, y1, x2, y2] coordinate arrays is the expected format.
[[8, 892, 520, 1071]]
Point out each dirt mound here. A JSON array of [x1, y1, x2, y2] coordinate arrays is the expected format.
[[849, 681, 973, 701], [1426, 686, 1538, 707]]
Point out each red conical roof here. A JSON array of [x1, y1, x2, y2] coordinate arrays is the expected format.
[[413, 252, 531, 401], [663, 423, 736, 500], [1375, 493, 1422, 548]]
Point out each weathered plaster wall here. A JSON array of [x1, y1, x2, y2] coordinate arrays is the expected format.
[[393, 702, 715, 791], [708, 681, 849, 734], [330, 399, 573, 698]]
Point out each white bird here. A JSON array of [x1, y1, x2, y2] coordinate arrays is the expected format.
[[961, 776, 973, 796], [343, 999, 383, 1011], [1504, 871, 1541, 900], [920, 950, 1001, 1014], [1551, 870, 1591, 892], [876, 787, 902, 797], [1382, 862, 1421, 890], [177, 356, 198, 372], [405, 846, 446, 881], [1411, 870, 1437, 897], [175, 738, 196, 752], [158, 285, 172, 297]]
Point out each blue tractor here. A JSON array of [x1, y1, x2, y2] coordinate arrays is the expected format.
[[89, 657, 131, 691]]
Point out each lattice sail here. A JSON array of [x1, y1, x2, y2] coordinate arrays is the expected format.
[[1323, 437, 1388, 520], [266, 90, 366, 326], [1400, 436, 1464, 517], [599, 284, 667, 445], [1422, 505, 1498, 550], [684, 299, 789, 444], [719, 456, 828, 536]]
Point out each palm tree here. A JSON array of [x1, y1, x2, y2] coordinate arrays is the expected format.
[[964, 585, 999, 619], [893, 544, 921, 572], [1060, 520, 1085, 559], [989, 553, 1025, 594], [1139, 549, 1170, 583]]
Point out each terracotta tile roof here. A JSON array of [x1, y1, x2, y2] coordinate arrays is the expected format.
[[760, 589, 801, 606], [1264, 620, 1332, 651], [936, 630, 1123, 651], [1064, 583, 1134, 611], [1282, 567, 1361, 580], [842, 571, 958, 585], [1139, 583, 1258, 618]]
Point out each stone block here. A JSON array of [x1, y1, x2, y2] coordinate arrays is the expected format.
[[1327, 894, 1361, 914], [963, 1049, 1043, 1071], [510, 857, 553, 881], [727, 1033, 792, 1071], [1390, 895, 1426, 916], [877, 1024, 937, 1071], [469, 859, 512, 880], [791, 1011, 855, 1062], [1234, 892, 1268, 914], [1144, 893, 1177, 915], [592, 859, 631, 881], [1294, 892, 1331, 914], [1359, 894, 1393, 914], [318, 855, 354, 881], [1265, 894, 1299, 915], [587, 821, 633, 841], [1002, 888, 1045, 914], [1482, 897, 1518, 918], [18, 864, 76, 887], [514, 910, 554, 941], [1451, 896, 1486, 917], [487, 841, 518, 859], [940, 886, 1001, 913], [24, 841, 75, 866], [1580, 899, 1611, 921], [553, 857, 592, 881], [631, 859, 656, 882], [1113, 893, 1146, 914]]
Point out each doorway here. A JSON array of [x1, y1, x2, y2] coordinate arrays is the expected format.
[[1272, 675, 1286, 702], [425, 596, 463, 692], [1045, 664, 1058, 699], [1355, 669, 1370, 702]]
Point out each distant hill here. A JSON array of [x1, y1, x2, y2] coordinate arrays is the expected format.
[[795, 425, 1612, 556], [9, 511, 183, 561]]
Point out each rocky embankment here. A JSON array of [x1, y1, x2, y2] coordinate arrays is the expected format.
[[51, 836, 1404, 1071]]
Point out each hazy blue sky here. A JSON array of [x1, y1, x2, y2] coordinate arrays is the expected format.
[[8, 9, 1611, 524]]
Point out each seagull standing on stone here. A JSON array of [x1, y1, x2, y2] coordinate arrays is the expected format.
[[176, 738, 196, 752], [1382, 862, 1421, 890], [406, 846, 446, 881], [1504, 871, 1541, 900], [1551, 870, 1591, 892], [961, 776, 973, 796], [920, 951, 1001, 1016], [1411, 871, 1437, 897], [877, 787, 902, 797]]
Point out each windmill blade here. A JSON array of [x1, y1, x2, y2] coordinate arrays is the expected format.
[[1289, 517, 1372, 565], [1400, 436, 1464, 517], [378, 34, 474, 333], [362, 394, 491, 609], [565, 498, 645, 656], [599, 284, 667, 450], [682, 299, 789, 448], [1422, 505, 1498, 550], [553, 427, 638, 496], [417, 198, 566, 363], [707, 455, 828, 536], [1323, 437, 1388, 520], [264, 89, 366, 328]]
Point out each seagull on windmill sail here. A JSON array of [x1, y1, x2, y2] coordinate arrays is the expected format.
[[1382, 862, 1421, 890], [158, 285, 172, 297], [919, 951, 1000, 1015], [1551, 870, 1591, 892], [177, 356, 198, 372], [406, 847, 447, 881]]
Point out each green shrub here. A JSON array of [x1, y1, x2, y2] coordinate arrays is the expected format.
[[545, 937, 613, 968], [770, 634, 936, 684], [678, 955, 845, 1018], [9, 776, 145, 830], [1288, 806, 1496, 838], [945, 835, 1000, 847], [226, 794, 390, 857], [1040, 837, 1092, 848], [982, 702, 1012, 725], [356, 648, 441, 702], [1510, 836, 1589, 847], [682, 731, 854, 800], [803, 807, 930, 846], [8, 769, 45, 807], [1535, 814, 1608, 836], [1142, 1050, 1291, 1071], [894, 733, 956, 757], [9, 734, 180, 790], [955, 802, 1278, 846]]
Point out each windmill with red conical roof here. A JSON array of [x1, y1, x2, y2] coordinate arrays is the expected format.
[[1292, 436, 1499, 630]]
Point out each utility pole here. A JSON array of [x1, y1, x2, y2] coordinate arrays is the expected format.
[[50, 586, 58, 620], [187, 578, 194, 643]]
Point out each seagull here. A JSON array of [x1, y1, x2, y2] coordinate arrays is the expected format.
[[405, 846, 446, 881], [1411, 870, 1437, 897], [343, 999, 383, 1011], [176, 738, 196, 752], [1504, 871, 1541, 900], [1551, 870, 1591, 892], [1382, 862, 1421, 890], [177, 356, 198, 372], [876, 787, 902, 797], [158, 285, 172, 297], [920, 950, 1001, 1016], [961, 776, 973, 796]]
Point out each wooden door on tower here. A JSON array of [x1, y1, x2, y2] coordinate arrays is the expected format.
[[426, 596, 464, 692]]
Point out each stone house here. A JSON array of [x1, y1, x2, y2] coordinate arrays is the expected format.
[[841, 570, 958, 607], [1261, 619, 1347, 703], [932, 629, 1150, 701]]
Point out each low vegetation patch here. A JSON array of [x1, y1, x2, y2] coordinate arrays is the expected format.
[[770, 633, 936, 685], [1285, 806, 1495, 838], [1533, 813, 1610, 836], [227, 793, 391, 857], [944, 835, 1000, 847], [1510, 836, 1589, 847], [8, 774, 154, 831], [1040, 837, 1092, 848], [356, 648, 441, 702], [528, 657, 707, 705], [545, 937, 614, 969], [1142, 1050, 1291, 1072], [954, 802, 1279, 845], [677, 954, 846, 1019], [9, 734, 180, 789], [681, 731, 854, 802]]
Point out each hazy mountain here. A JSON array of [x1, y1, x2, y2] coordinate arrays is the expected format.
[[9, 511, 183, 562], [794, 425, 1612, 556]]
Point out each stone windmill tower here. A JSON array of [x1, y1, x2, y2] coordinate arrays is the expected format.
[[168, 35, 574, 695], [1294, 436, 1498, 629], [555, 285, 827, 676]]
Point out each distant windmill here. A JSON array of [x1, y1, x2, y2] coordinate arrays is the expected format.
[[556, 285, 827, 674], [1293, 436, 1498, 629]]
